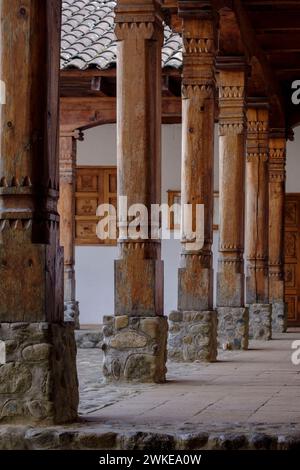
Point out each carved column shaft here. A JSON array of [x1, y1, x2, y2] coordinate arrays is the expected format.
[[178, 5, 216, 312], [168, 0, 217, 364], [245, 107, 272, 341], [245, 107, 269, 304], [58, 131, 81, 327], [114, 0, 163, 317], [0, 0, 62, 323], [103, 0, 168, 383], [217, 66, 247, 307], [0, 0, 78, 424], [269, 134, 287, 332], [216, 61, 249, 350]]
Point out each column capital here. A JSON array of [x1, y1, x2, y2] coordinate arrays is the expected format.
[[180, 2, 217, 93], [217, 62, 247, 136], [246, 106, 269, 163], [269, 136, 286, 183], [59, 134, 78, 183], [115, 0, 163, 40]]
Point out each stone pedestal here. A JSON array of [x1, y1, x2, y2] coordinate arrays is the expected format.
[[0, 323, 78, 424], [168, 311, 217, 362], [272, 301, 287, 333], [249, 304, 272, 340], [102, 315, 168, 383], [217, 307, 249, 350]]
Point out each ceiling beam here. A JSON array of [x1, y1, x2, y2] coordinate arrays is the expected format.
[[60, 96, 182, 132], [232, 0, 285, 127]]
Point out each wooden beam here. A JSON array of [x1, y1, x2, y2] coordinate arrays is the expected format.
[[232, 0, 285, 127], [60, 96, 182, 132]]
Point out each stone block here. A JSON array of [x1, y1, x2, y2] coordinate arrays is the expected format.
[[249, 304, 272, 340], [115, 315, 129, 330], [217, 307, 249, 350], [272, 301, 287, 333], [168, 310, 218, 362], [0, 322, 78, 424], [102, 315, 168, 383]]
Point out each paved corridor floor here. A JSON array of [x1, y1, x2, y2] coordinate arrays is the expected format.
[[78, 330, 300, 431], [2, 330, 300, 450]]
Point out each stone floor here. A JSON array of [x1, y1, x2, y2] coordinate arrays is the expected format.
[[1, 329, 300, 450], [78, 329, 300, 427]]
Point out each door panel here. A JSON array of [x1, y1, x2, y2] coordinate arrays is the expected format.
[[285, 194, 300, 326]]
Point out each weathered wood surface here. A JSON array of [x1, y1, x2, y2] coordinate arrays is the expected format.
[[114, 0, 164, 317], [269, 134, 286, 305], [177, 0, 217, 311], [216, 64, 247, 308], [0, 0, 63, 322], [245, 107, 269, 304]]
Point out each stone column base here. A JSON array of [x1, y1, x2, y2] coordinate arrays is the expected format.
[[168, 311, 217, 362], [0, 322, 78, 424], [272, 301, 287, 333], [102, 315, 168, 383], [64, 301, 80, 329], [217, 307, 249, 350], [249, 304, 272, 340]]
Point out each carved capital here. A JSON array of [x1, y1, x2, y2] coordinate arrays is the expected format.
[[115, 0, 163, 41], [246, 107, 269, 162], [269, 137, 286, 183], [218, 69, 246, 135], [180, 5, 216, 90], [182, 83, 213, 100], [59, 133, 81, 184]]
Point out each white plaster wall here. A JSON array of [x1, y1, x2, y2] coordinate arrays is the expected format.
[[75, 123, 221, 324], [287, 126, 300, 193]]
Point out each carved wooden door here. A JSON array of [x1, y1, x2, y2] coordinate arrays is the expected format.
[[285, 194, 300, 326]]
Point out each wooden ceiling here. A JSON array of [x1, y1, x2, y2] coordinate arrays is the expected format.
[[60, 0, 300, 132], [242, 0, 300, 129]]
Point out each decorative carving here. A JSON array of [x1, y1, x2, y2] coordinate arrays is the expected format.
[[183, 37, 214, 54], [217, 67, 247, 308], [219, 85, 244, 99]]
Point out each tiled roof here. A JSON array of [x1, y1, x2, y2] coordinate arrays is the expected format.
[[61, 0, 183, 70]]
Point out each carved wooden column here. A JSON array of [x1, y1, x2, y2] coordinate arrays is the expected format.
[[58, 130, 82, 328], [216, 59, 249, 350], [269, 131, 287, 332], [102, 0, 167, 383], [245, 105, 272, 340], [168, 0, 217, 363], [0, 0, 78, 423]]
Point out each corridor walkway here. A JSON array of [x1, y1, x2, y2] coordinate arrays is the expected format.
[[78, 330, 300, 430], [2, 331, 300, 450]]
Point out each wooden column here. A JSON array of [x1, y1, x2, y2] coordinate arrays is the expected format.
[[245, 105, 272, 340], [58, 130, 82, 328], [102, 0, 168, 383], [0, 0, 78, 423], [216, 59, 249, 350], [168, 0, 218, 363], [269, 131, 287, 332]]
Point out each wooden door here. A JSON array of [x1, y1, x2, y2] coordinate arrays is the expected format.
[[284, 194, 300, 326]]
